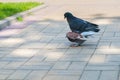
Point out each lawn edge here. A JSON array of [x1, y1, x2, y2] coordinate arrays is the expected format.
[[0, 4, 48, 30]]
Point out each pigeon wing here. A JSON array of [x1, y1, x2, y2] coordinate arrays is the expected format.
[[68, 17, 88, 33]]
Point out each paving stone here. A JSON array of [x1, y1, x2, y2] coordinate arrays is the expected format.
[[24, 61, 55, 66], [25, 70, 48, 80], [43, 75, 80, 80], [100, 39, 120, 42], [44, 52, 64, 61], [0, 49, 12, 58], [20, 42, 48, 49], [95, 49, 120, 54], [11, 49, 39, 58], [31, 21, 49, 27], [39, 36, 54, 43], [79, 49, 95, 54], [80, 43, 97, 49], [19, 59, 53, 70], [0, 62, 9, 69], [110, 42, 120, 49], [68, 62, 87, 70], [59, 55, 91, 61], [7, 70, 31, 80], [80, 71, 100, 80], [0, 74, 9, 79], [65, 48, 82, 55], [99, 71, 118, 80], [0, 38, 24, 48], [114, 32, 120, 37], [26, 56, 46, 62], [56, 43, 70, 49], [0, 29, 22, 38], [52, 36, 68, 42], [85, 65, 119, 70], [0, 70, 14, 75], [3, 62, 24, 70], [97, 42, 111, 49], [1, 57, 29, 62], [19, 65, 52, 70], [101, 37, 120, 42], [24, 35, 41, 42], [89, 55, 106, 64], [52, 62, 70, 69], [102, 32, 115, 37], [48, 70, 82, 76], [88, 61, 120, 66], [106, 55, 120, 62], [45, 42, 60, 49]]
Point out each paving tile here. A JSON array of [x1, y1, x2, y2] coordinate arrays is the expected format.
[[65, 48, 82, 55], [39, 36, 54, 43], [0, 38, 24, 48], [68, 62, 87, 70], [45, 43, 60, 49], [7, 70, 31, 80], [80, 43, 97, 49], [89, 55, 106, 64], [88, 61, 120, 66], [114, 32, 120, 37], [101, 37, 120, 42], [102, 32, 115, 37], [26, 56, 45, 62], [59, 55, 91, 61], [85, 65, 119, 70], [24, 35, 41, 42], [19, 65, 52, 70], [79, 49, 95, 54], [24, 61, 55, 67], [0, 74, 9, 79], [25, 70, 48, 80], [43, 75, 80, 80], [97, 42, 111, 49], [0, 62, 9, 69], [3, 62, 24, 70], [48, 70, 82, 76], [110, 42, 120, 49], [80, 71, 100, 80], [44, 52, 64, 61], [20, 42, 48, 49], [52, 62, 70, 69], [1, 57, 29, 62], [106, 55, 120, 62], [99, 71, 118, 80], [0, 70, 14, 75], [0, 49, 12, 58], [19, 62, 56, 70], [10, 49, 39, 58], [95, 49, 120, 54]]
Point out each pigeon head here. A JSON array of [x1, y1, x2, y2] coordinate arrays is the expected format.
[[64, 12, 74, 19]]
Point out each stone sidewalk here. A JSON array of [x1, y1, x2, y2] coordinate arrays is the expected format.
[[0, 0, 120, 80]]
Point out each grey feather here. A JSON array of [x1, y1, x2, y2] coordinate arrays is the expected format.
[[64, 12, 100, 33]]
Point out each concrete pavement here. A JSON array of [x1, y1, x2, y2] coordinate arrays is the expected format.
[[0, 0, 120, 80]]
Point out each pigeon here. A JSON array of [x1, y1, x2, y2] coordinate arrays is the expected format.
[[64, 12, 100, 34], [66, 32, 86, 46], [64, 12, 100, 46]]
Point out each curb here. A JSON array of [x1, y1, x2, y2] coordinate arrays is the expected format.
[[0, 4, 48, 30]]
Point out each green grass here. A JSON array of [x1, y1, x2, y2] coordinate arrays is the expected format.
[[0, 2, 43, 20], [16, 16, 23, 21]]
